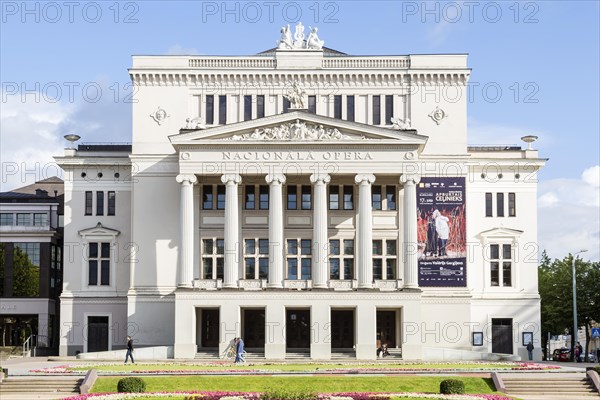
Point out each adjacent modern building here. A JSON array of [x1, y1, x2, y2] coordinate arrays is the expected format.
[[55, 25, 546, 360]]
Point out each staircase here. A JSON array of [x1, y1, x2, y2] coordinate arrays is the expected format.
[[331, 349, 356, 360], [500, 373, 599, 399], [0, 376, 82, 400], [195, 348, 219, 360], [285, 349, 311, 361]]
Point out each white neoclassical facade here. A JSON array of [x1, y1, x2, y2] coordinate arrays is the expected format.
[[56, 25, 546, 361]]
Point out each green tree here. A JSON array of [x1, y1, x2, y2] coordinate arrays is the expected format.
[[12, 246, 40, 297]]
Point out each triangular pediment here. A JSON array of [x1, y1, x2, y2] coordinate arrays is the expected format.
[[169, 111, 427, 146], [79, 222, 121, 238], [478, 227, 524, 239]]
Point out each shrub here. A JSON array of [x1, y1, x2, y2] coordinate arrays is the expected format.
[[439, 379, 465, 394], [261, 387, 318, 400], [594, 366, 600, 374], [117, 376, 146, 393]]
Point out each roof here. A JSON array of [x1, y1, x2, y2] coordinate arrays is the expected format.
[[7, 176, 64, 197], [257, 46, 347, 56], [78, 143, 133, 152]]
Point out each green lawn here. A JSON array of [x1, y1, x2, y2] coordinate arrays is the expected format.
[[91, 375, 497, 395]]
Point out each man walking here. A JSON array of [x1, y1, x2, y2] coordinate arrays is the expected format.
[[234, 337, 245, 364], [124, 335, 135, 364]]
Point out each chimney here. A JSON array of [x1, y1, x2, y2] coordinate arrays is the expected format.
[[35, 189, 49, 197]]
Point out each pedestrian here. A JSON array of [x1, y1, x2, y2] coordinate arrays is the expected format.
[[124, 335, 135, 364], [575, 342, 583, 363], [526, 341, 534, 361], [235, 337, 245, 364]]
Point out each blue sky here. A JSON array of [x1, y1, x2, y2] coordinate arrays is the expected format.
[[1, 1, 599, 260]]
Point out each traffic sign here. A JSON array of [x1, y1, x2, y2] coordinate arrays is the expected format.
[[592, 328, 600, 338]]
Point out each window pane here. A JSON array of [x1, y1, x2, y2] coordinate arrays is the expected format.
[[386, 186, 396, 210], [216, 258, 224, 279], [287, 186, 297, 210], [108, 191, 116, 215], [508, 193, 516, 217], [101, 242, 110, 258], [287, 240, 298, 255], [89, 242, 98, 259], [485, 193, 492, 217], [245, 185, 255, 209], [329, 259, 340, 279], [244, 95, 252, 121], [205, 95, 214, 125], [372, 186, 382, 210], [329, 240, 340, 255], [301, 185, 311, 210], [496, 193, 505, 217], [85, 191, 93, 215], [287, 259, 298, 279], [343, 186, 354, 210], [0, 213, 13, 226], [386, 259, 397, 279], [17, 213, 31, 225], [300, 239, 312, 255], [96, 191, 104, 216], [491, 262, 499, 286], [259, 239, 269, 255], [283, 97, 290, 113], [245, 239, 255, 255], [373, 240, 383, 255], [257, 95, 265, 118], [216, 239, 225, 255], [386, 240, 397, 255], [203, 239, 214, 254], [203, 185, 213, 209], [33, 213, 47, 226], [385, 95, 393, 125], [343, 259, 354, 279], [502, 262, 512, 286], [308, 95, 316, 114], [373, 259, 383, 280], [372, 95, 381, 125], [301, 259, 311, 279], [100, 260, 110, 285], [346, 95, 355, 122], [217, 185, 226, 210], [502, 244, 512, 259], [334, 95, 342, 119], [218, 95, 227, 125], [329, 186, 339, 210], [259, 185, 269, 210], [89, 260, 98, 285], [344, 240, 354, 255], [490, 244, 499, 260], [203, 258, 213, 279], [259, 258, 269, 279], [245, 258, 255, 279]]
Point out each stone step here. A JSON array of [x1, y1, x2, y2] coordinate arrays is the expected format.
[[0, 378, 81, 394]]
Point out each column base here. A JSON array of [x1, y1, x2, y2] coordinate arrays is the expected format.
[[357, 283, 374, 289], [267, 283, 283, 289], [312, 283, 328, 289], [403, 283, 419, 290], [356, 343, 377, 360], [174, 343, 196, 359], [178, 283, 193, 289], [265, 343, 286, 360], [310, 343, 331, 360], [222, 283, 239, 289]]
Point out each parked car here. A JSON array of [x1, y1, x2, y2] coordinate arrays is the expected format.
[[552, 348, 570, 361]]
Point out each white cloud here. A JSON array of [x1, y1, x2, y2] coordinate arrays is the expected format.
[[538, 166, 600, 262], [166, 44, 200, 55]]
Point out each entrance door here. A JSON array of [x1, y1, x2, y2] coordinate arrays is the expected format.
[[492, 318, 513, 354], [243, 309, 265, 349], [87, 316, 109, 352], [331, 310, 354, 349], [201, 309, 219, 348], [286, 309, 310, 349], [376, 310, 396, 347]]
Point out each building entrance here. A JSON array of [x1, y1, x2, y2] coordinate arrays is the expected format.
[[492, 318, 513, 354], [199, 308, 219, 348], [286, 309, 310, 350], [242, 309, 265, 349], [87, 316, 109, 353], [331, 309, 355, 349], [376, 310, 397, 348]]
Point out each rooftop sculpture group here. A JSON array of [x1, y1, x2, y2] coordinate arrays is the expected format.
[[277, 22, 324, 50]]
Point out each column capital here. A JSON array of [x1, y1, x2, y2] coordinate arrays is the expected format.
[[265, 173, 286, 185], [310, 173, 331, 184], [176, 174, 197, 185], [221, 174, 242, 185], [400, 174, 421, 185], [354, 174, 376, 185]]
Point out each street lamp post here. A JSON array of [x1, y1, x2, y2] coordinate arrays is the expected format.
[[572, 249, 588, 362]]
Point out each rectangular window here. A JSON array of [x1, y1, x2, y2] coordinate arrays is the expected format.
[[203, 185, 213, 210], [373, 240, 383, 255], [343, 186, 354, 210], [372, 95, 381, 125], [245, 185, 255, 210], [373, 259, 383, 280], [88, 242, 110, 286], [373, 239, 397, 280], [15, 242, 41, 267], [287, 239, 312, 280], [218, 95, 227, 125], [508, 193, 516, 217], [33, 213, 47, 226], [502, 262, 512, 286], [485, 193, 493, 217], [497, 193, 505, 217], [329, 186, 339, 210], [287, 239, 298, 255], [107, 191, 116, 215], [283, 97, 290, 113], [300, 239, 312, 255], [245, 239, 255, 255], [216, 185, 226, 210], [385, 95, 393, 125], [257, 95, 265, 118], [17, 213, 31, 226], [0, 213, 13, 226], [287, 185, 297, 210], [333, 95, 342, 119], [490, 243, 512, 287], [202, 238, 225, 280], [245, 258, 255, 279], [372, 185, 382, 210], [308, 95, 316, 114], [259, 185, 269, 210], [301, 185, 311, 210], [346, 95, 355, 122], [96, 192, 104, 216], [329, 239, 353, 279], [287, 259, 298, 280], [386, 186, 396, 210], [244, 95, 252, 121], [205, 95, 214, 125], [491, 261, 499, 287], [85, 191, 93, 215]]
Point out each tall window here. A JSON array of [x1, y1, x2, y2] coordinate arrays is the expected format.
[[216, 185, 226, 210], [333, 95, 342, 119], [508, 193, 516, 217], [485, 193, 493, 217], [85, 191, 93, 215], [283, 97, 290, 113], [496, 193, 505, 217], [373, 239, 397, 280], [308, 95, 316, 114], [203, 185, 213, 209], [385, 95, 393, 125], [259, 185, 269, 210], [96, 192, 104, 216], [287, 239, 311, 280], [329, 185, 354, 210], [301, 185, 312, 210], [202, 238, 224, 280], [346, 95, 355, 122], [287, 186, 297, 210], [245, 185, 255, 209], [244, 95, 252, 121], [257, 95, 265, 118], [329, 239, 354, 280], [88, 242, 110, 286], [490, 243, 512, 287], [343, 185, 354, 210], [386, 186, 397, 210], [15, 242, 41, 267], [205, 95, 214, 125], [218, 95, 227, 125], [329, 186, 339, 210], [372, 95, 381, 125], [107, 191, 116, 216], [244, 238, 269, 279], [372, 185, 382, 210]]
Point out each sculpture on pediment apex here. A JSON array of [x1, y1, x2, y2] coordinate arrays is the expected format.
[[277, 24, 293, 50], [293, 22, 305, 48], [391, 116, 411, 130], [285, 81, 306, 109], [306, 27, 325, 50], [184, 117, 205, 130]]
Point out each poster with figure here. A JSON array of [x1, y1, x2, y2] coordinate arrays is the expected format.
[[417, 177, 467, 287]]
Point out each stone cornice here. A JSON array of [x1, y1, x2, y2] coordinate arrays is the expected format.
[[172, 290, 422, 301]]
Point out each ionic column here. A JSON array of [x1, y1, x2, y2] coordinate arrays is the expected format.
[[221, 174, 242, 288], [355, 174, 376, 288], [266, 173, 286, 288], [310, 173, 331, 289], [400, 174, 420, 289], [176, 174, 197, 288]]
